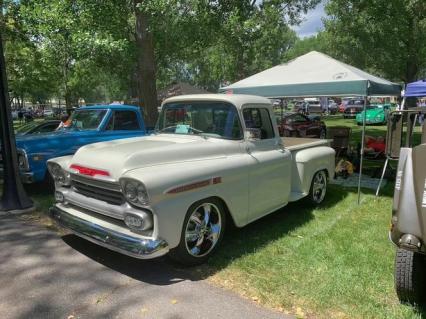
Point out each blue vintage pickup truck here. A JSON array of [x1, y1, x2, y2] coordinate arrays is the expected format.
[[8, 104, 149, 183]]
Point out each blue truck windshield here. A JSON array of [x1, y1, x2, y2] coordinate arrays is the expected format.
[[67, 109, 107, 130]]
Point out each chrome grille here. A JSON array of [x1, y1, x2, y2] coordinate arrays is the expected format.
[[71, 174, 124, 206]]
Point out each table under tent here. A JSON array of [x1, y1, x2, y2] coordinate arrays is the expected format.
[[219, 51, 402, 203]]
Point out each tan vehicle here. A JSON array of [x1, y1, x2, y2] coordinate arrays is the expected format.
[[390, 109, 426, 303]]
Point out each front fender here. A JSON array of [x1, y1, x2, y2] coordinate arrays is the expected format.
[[121, 156, 249, 248]]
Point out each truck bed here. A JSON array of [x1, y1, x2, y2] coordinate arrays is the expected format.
[[282, 137, 330, 151]]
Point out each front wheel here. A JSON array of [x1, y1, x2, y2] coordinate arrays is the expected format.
[[395, 248, 426, 304], [169, 198, 226, 266], [307, 170, 327, 205]]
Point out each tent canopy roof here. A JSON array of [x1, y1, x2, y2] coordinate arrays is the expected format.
[[220, 51, 401, 97], [404, 79, 426, 97]]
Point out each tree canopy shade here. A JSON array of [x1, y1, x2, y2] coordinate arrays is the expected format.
[[404, 80, 426, 98], [219, 51, 401, 97]]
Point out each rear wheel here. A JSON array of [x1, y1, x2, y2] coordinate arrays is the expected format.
[[169, 198, 226, 266], [395, 248, 426, 304], [307, 170, 327, 205]]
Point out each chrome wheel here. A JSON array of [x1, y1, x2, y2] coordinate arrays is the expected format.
[[312, 171, 327, 203], [184, 203, 222, 258]]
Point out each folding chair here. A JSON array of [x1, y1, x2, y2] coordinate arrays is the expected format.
[[327, 126, 352, 159], [375, 112, 404, 195]]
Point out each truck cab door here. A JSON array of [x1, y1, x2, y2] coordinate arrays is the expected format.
[[242, 107, 292, 222], [101, 110, 146, 141]]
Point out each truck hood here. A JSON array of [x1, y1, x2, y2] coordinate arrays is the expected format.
[[69, 134, 228, 180], [15, 129, 93, 152]]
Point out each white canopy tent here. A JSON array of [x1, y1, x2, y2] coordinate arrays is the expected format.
[[220, 51, 402, 203]]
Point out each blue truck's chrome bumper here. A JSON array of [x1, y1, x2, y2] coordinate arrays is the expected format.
[[49, 205, 169, 259], [0, 168, 34, 183]]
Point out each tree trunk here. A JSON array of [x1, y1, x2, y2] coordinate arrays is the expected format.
[[65, 90, 72, 115], [133, 0, 158, 128]]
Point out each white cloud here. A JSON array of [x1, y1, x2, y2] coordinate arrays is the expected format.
[[292, 1, 326, 38]]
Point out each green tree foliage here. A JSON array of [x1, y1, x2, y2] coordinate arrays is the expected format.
[[324, 0, 426, 82], [285, 31, 330, 60], [3, 0, 325, 117], [4, 0, 134, 109], [161, 0, 321, 91]]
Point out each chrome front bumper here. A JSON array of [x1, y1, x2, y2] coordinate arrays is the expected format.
[[0, 168, 34, 183], [49, 205, 169, 259]]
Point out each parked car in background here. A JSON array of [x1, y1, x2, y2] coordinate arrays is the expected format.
[[297, 99, 323, 114], [356, 104, 392, 125], [338, 97, 362, 113], [293, 100, 305, 111], [277, 112, 326, 138], [48, 94, 335, 265], [43, 109, 54, 117], [343, 99, 369, 118], [15, 120, 61, 136], [0, 105, 149, 184]]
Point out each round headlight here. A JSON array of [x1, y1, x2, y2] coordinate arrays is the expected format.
[[121, 178, 150, 207], [124, 182, 138, 202]]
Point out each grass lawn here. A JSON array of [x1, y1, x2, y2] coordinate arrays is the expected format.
[[16, 116, 425, 318], [207, 184, 424, 318]]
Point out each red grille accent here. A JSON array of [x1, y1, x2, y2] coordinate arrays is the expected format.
[[70, 164, 110, 177]]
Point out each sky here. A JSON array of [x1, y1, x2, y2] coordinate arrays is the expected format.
[[292, 1, 326, 38]]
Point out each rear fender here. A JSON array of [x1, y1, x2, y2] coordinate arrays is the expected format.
[[391, 146, 426, 253], [291, 146, 335, 194]]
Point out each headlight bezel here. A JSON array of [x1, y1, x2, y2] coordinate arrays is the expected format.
[[16, 149, 29, 170], [120, 177, 150, 207], [47, 162, 71, 187]]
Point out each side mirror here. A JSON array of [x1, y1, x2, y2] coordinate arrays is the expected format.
[[245, 128, 262, 140]]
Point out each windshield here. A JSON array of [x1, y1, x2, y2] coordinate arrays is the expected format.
[[67, 109, 107, 130], [15, 121, 39, 134], [156, 102, 243, 140]]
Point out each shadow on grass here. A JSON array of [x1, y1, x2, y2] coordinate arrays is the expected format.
[[208, 185, 351, 270]]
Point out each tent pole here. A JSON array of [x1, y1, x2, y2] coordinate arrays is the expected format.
[[357, 95, 368, 204]]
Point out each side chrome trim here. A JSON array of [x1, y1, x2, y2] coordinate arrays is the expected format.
[[165, 176, 222, 194], [49, 205, 169, 259]]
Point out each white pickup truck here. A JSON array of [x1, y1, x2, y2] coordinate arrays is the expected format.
[[48, 94, 335, 265]]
